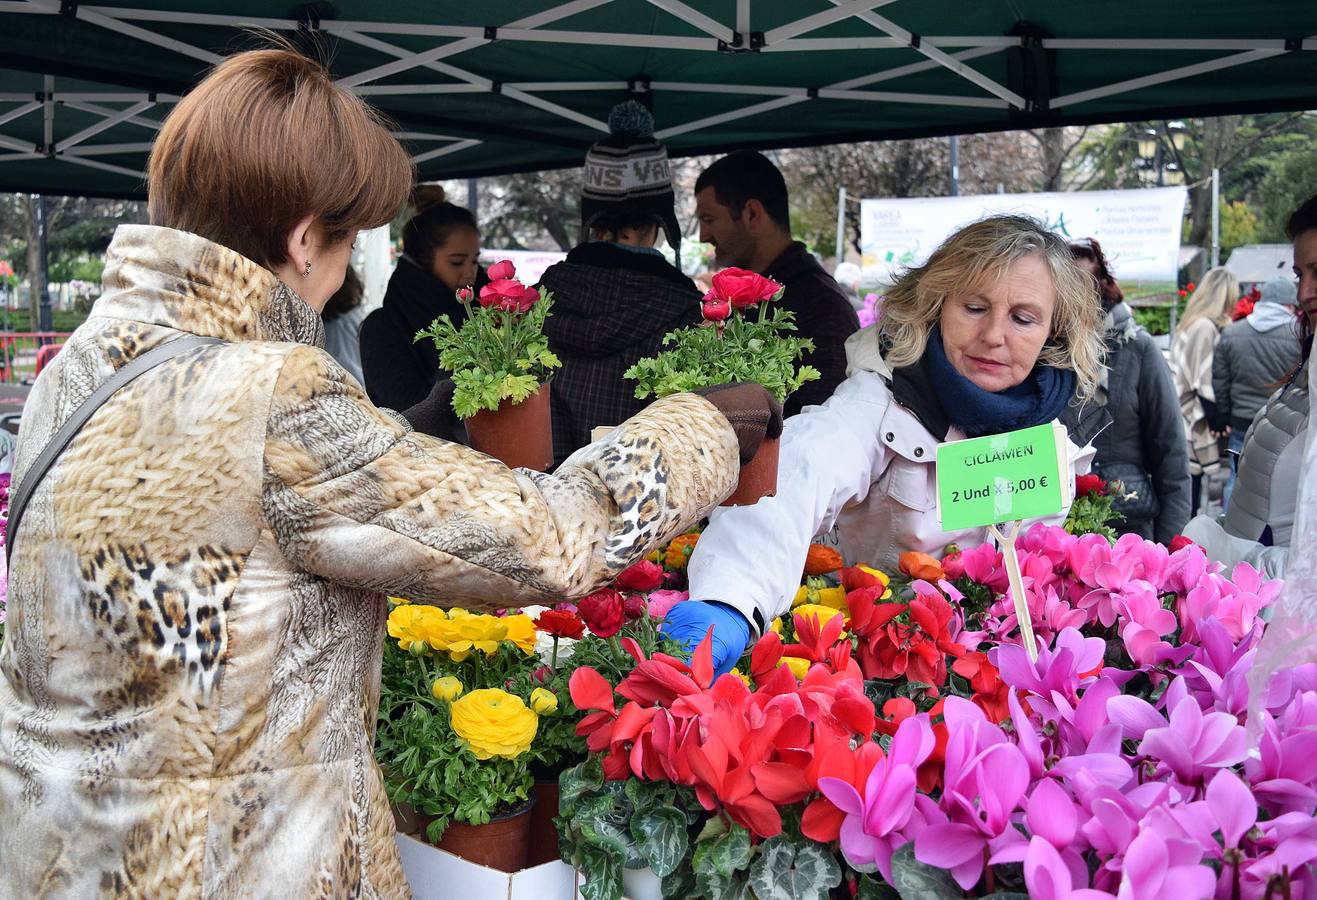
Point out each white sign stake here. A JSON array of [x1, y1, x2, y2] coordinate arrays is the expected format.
[[988, 519, 1038, 663]]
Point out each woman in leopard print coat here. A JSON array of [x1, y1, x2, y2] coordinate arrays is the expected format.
[[0, 50, 746, 899]]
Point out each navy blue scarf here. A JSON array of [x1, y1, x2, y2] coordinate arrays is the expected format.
[[923, 327, 1075, 438]]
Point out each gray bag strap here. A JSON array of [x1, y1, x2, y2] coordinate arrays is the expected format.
[[5, 335, 224, 561]]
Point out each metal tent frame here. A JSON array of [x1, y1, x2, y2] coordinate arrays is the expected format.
[[0, 0, 1315, 196]]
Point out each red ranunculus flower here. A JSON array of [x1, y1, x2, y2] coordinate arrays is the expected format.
[[578, 588, 625, 638], [710, 267, 783, 309], [1075, 473, 1107, 497], [622, 593, 648, 621], [479, 278, 539, 313], [701, 294, 731, 322], [535, 609, 585, 640], [486, 259, 516, 281], [1168, 534, 1196, 553], [615, 559, 664, 592]]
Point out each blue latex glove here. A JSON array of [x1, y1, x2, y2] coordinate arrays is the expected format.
[[660, 600, 751, 676]]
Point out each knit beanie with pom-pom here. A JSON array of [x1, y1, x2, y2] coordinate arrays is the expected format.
[[580, 100, 680, 255]]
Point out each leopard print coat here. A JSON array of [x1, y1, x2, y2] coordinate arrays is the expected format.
[[0, 225, 739, 899]]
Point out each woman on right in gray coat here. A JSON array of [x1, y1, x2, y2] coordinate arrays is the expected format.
[[1184, 194, 1317, 578], [1070, 238, 1191, 544]]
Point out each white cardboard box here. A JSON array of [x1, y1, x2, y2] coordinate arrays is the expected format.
[[396, 834, 649, 900]]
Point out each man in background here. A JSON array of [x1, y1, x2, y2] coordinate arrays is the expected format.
[[695, 151, 859, 415]]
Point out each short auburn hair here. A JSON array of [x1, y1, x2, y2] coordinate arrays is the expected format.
[[148, 47, 413, 270]]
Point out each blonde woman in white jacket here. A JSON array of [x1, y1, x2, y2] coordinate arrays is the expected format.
[[1170, 267, 1240, 515], [663, 216, 1108, 672]]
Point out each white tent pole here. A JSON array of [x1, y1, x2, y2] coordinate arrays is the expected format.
[[56, 100, 153, 151], [736, 0, 750, 38], [1052, 47, 1294, 108], [63, 142, 156, 156], [1211, 167, 1221, 269], [77, 7, 222, 64], [763, 0, 894, 45], [819, 88, 1006, 108], [336, 0, 615, 87], [61, 100, 162, 132], [832, 46, 1002, 88], [0, 133, 34, 153], [645, 0, 734, 43], [60, 155, 144, 179], [836, 186, 847, 263], [42, 76, 53, 152], [0, 102, 41, 129], [655, 95, 802, 140], [411, 139, 482, 165]]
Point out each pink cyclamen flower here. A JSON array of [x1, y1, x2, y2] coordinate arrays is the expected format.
[[1137, 690, 1247, 787], [994, 627, 1106, 704], [1114, 827, 1217, 900], [819, 715, 934, 881], [915, 698, 1030, 890], [486, 259, 516, 281]]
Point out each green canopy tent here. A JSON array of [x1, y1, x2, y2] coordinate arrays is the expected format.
[[2, 0, 1316, 198]]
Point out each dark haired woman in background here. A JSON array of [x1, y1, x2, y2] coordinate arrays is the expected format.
[[359, 197, 485, 410], [1070, 237, 1190, 543]]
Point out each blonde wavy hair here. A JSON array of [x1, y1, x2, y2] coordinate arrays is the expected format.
[[878, 214, 1104, 400], [1177, 266, 1240, 332]]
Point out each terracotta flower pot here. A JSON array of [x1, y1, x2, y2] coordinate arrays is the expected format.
[[525, 779, 561, 866], [390, 798, 430, 838], [435, 798, 535, 873], [464, 383, 553, 471], [721, 436, 779, 507]]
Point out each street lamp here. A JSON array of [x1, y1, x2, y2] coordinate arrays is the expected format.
[[1137, 129, 1159, 161], [1133, 122, 1188, 187]]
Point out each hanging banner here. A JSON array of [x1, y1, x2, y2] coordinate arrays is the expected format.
[[859, 187, 1187, 283], [479, 249, 567, 285]]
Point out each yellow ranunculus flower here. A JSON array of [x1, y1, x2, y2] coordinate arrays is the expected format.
[[431, 612, 507, 661], [432, 676, 463, 702], [529, 687, 558, 715], [814, 586, 848, 612], [769, 617, 784, 636], [730, 668, 752, 687], [389, 596, 411, 606], [502, 615, 538, 655], [792, 585, 810, 608], [450, 689, 539, 760], [782, 656, 812, 680], [792, 603, 846, 630], [387, 604, 447, 651]]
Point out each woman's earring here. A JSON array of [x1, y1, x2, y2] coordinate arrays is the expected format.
[[303, 259, 312, 277]]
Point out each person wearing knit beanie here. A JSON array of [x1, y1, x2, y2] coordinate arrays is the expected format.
[[540, 100, 703, 467], [580, 100, 682, 256]]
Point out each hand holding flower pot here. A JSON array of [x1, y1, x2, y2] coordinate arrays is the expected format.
[[625, 267, 817, 505], [415, 259, 560, 470]]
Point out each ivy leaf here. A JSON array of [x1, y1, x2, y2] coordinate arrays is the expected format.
[[695, 870, 756, 900], [577, 844, 625, 900], [856, 874, 902, 900], [660, 861, 697, 899], [747, 835, 842, 900], [692, 821, 752, 879], [887, 843, 964, 900], [630, 806, 689, 877]]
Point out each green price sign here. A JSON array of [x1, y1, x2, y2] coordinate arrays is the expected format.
[[936, 424, 1068, 530]]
